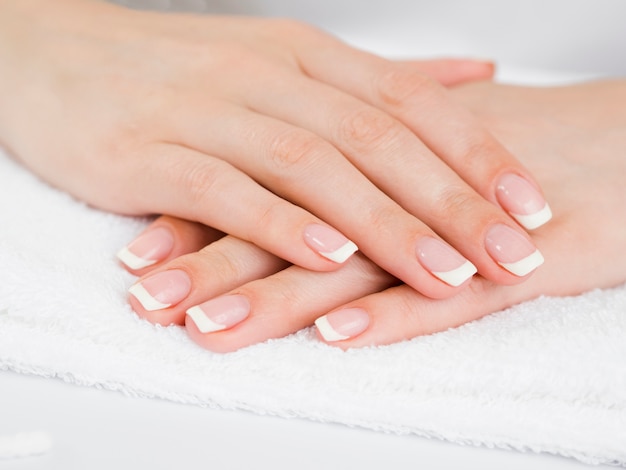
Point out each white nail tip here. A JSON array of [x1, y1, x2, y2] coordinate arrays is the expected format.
[[319, 241, 359, 263], [499, 249, 545, 276], [510, 204, 553, 230], [432, 260, 478, 287], [129, 283, 171, 311], [186, 306, 226, 334], [314, 315, 349, 342], [116, 247, 157, 270]]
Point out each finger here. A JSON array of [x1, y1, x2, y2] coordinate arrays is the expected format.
[[311, 279, 516, 349], [126, 142, 358, 272], [128, 235, 289, 327], [312, 199, 626, 350], [396, 58, 495, 87], [296, 34, 553, 231], [116, 215, 223, 276], [171, 189, 619, 353], [184, 253, 396, 353], [173, 100, 481, 299], [237, 68, 545, 286]]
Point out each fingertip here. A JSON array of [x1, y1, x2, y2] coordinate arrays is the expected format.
[[510, 203, 553, 231], [128, 294, 186, 326], [314, 308, 370, 343], [303, 223, 359, 265], [413, 58, 496, 86], [495, 172, 553, 231], [184, 295, 253, 353], [416, 236, 478, 289], [454, 58, 496, 82], [184, 313, 242, 354], [116, 225, 175, 273], [126, 268, 192, 326], [117, 217, 224, 275]]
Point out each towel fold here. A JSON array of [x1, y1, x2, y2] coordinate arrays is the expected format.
[[1, 150, 625, 466]]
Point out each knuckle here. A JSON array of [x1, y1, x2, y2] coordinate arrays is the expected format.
[[238, 277, 301, 315], [268, 129, 324, 173], [454, 133, 505, 172], [365, 203, 405, 236], [435, 186, 484, 223], [251, 199, 288, 242], [267, 277, 302, 308], [375, 67, 438, 107], [201, 248, 245, 285], [174, 159, 224, 209], [351, 254, 396, 287], [338, 107, 402, 152]]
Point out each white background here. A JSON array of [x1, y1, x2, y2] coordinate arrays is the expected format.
[[2, 1, 625, 468]]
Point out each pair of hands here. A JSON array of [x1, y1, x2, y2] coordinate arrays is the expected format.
[[1, 0, 547, 294], [123, 81, 626, 352], [3, 1, 623, 352]]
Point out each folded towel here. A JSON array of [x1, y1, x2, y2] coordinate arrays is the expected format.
[[1, 148, 625, 466]]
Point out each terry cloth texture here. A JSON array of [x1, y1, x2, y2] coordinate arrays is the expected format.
[[0, 152, 625, 466]]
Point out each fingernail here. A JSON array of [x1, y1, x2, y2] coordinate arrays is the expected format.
[[186, 295, 250, 333], [315, 308, 369, 342], [485, 224, 544, 276], [496, 173, 552, 230], [416, 237, 477, 287], [117, 226, 175, 269], [303, 223, 358, 263], [129, 269, 191, 311]]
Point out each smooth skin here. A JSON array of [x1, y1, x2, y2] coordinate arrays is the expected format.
[[0, 0, 549, 300], [123, 80, 626, 352]]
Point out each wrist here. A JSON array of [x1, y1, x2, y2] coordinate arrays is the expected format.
[[0, 0, 127, 145]]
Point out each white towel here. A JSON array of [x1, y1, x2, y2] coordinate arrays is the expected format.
[[1, 148, 625, 466]]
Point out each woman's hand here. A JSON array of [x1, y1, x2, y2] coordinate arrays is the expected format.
[[120, 80, 626, 352], [0, 0, 549, 300]]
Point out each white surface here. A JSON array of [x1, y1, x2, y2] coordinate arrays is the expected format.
[[0, 371, 598, 470]]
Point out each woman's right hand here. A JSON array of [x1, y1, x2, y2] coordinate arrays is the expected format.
[[0, 0, 549, 299]]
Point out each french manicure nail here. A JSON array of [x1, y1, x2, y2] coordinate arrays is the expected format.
[[485, 224, 544, 276], [186, 295, 250, 333], [315, 308, 369, 342], [416, 237, 477, 287], [129, 269, 191, 311], [303, 223, 358, 263], [496, 173, 552, 230], [117, 226, 175, 269]]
